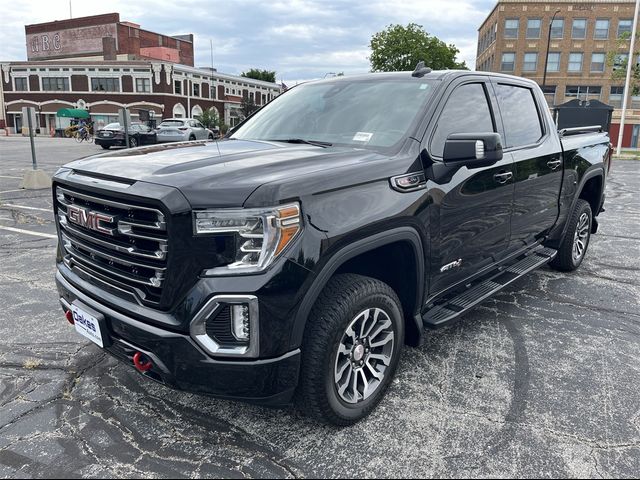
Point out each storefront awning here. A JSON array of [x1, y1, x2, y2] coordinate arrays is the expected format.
[[56, 108, 90, 119]]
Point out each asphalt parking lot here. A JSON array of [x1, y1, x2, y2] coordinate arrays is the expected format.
[[0, 135, 639, 478]]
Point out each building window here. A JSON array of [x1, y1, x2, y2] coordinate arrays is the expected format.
[[526, 18, 541, 39], [501, 52, 516, 71], [572, 19, 587, 39], [523, 52, 538, 72], [591, 53, 606, 72], [91, 77, 119, 92], [541, 85, 557, 105], [42, 77, 69, 91], [551, 18, 564, 39], [174, 80, 182, 95], [193, 83, 200, 97], [546, 52, 561, 72], [594, 19, 610, 39], [618, 19, 633, 38], [565, 85, 602, 102], [609, 86, 624, 107], [568, 53, 583, 72], [504, 19, 519, 38], [135, 78, 151, 93], [14, 77, 28, 91]]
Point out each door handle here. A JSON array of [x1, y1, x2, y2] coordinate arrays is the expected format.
[[493, 171, 513, 184], [547, 159, 562, 170]]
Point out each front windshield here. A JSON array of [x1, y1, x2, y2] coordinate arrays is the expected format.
[[231, 78, 436, 149]]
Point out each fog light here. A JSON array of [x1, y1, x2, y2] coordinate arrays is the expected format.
[[231, 304, 250, 341]]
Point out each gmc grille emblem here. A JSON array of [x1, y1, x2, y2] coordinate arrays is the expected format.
[[67, 205, 117, 236]]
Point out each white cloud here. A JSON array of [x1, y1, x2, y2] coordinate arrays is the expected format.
[[0, 0, 494, 80]]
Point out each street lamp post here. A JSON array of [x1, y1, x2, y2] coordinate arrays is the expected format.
[[542, 9, 562, 90]]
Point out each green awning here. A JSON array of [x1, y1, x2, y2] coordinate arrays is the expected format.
[[56, 108, 90, 119]]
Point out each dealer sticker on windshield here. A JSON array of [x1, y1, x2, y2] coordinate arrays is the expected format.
[[353, 132, 373, 142]]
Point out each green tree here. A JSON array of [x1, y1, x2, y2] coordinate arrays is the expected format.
[[369, 23, 467, 72], [239, 96, 259, 120], [241, 68, 277, 83], [195, 108, 220, 129], [607, 32, 640, 96]]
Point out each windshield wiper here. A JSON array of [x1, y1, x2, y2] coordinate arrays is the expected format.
[[266, 138, 333, 147]]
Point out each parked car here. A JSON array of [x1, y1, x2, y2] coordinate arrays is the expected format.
[[156, 118, 216, 142], [53, 69, 611, 426], [94, 122, 157, 149]]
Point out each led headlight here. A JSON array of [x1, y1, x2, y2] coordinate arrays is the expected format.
[[194, 203, 301, 274]]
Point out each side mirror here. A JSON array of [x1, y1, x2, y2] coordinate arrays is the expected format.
[[443, 132, 503, 168]]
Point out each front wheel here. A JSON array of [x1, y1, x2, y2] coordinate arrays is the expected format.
[[550, 199, 592, 271], [129, 136, 138, 148], [297, 273, 404, 426]]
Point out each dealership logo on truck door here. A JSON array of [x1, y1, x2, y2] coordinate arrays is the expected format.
[[67, 205, 116, 236]]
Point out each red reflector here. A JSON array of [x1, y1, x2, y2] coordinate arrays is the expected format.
[[65, 310, 74, 325]]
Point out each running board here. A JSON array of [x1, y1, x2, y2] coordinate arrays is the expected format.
[[423, 247, 557, 327]]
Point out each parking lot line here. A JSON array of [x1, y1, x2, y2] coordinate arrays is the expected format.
[[0, 225, 57, 239], [0, 189, 25, 194], [0, 204, 51, 212], [0, 175, 22, 179]]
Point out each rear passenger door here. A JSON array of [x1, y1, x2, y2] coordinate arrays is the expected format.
[[491, 81, 563, 248]]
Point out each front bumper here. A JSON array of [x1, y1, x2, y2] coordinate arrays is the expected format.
[[56, 270, 301, 406]]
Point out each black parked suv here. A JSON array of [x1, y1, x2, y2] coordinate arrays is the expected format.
[[54, 69, 610, 425], [94, 122, 157, 149]]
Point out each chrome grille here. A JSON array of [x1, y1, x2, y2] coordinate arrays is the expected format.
[[56, 186, 168, 304]]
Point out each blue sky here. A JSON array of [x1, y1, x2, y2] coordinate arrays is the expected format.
[[0, 0, 496, 82]]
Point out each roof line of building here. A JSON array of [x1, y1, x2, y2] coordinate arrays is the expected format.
[[478, 0, 637, 31], [0, 59, 281, 89]]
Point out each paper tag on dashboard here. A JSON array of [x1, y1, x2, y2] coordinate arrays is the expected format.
[[353, 132, 373, 142]]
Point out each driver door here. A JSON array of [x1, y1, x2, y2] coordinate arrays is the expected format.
[[425, 80, 515, 295]]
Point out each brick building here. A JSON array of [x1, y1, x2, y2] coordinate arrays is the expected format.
[[0, 13, 282, 133], [0, 60, 281, 133], [25, 13, 194, 66], [476, 0, 640, 147]]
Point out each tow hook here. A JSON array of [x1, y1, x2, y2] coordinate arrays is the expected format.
[[133, 352, 153, 372], [65, 310, 74, 325]]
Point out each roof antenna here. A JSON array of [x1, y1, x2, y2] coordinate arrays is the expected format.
[[412, 61, 432, 78]]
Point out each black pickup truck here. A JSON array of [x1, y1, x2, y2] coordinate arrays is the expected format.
[[53, 69, 611, 425]]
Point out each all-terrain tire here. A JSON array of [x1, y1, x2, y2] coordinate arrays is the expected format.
[[296, 273, 404, 426]]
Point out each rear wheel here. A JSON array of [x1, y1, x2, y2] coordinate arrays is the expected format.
[[189, 134, 196, 141], [100, 145, 110, 150], [208, 134, 214, 140], [550, 199, 592, 271], [297, 273, 404, 426], [129, 136, 138, 148]]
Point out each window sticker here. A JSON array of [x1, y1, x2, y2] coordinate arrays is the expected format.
[[353, 132, 373, 142]]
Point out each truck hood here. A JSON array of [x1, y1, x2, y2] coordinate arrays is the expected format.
[[66, 139, 386, 207]]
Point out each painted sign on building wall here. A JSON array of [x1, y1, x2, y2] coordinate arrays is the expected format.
[[26, 23, 117, 60]]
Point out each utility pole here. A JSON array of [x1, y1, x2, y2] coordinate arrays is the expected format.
[[616, 0, 640, 155], [210, 39, 214, 71], [69, 0, 72, 18], [542, 9, 562, 90]]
